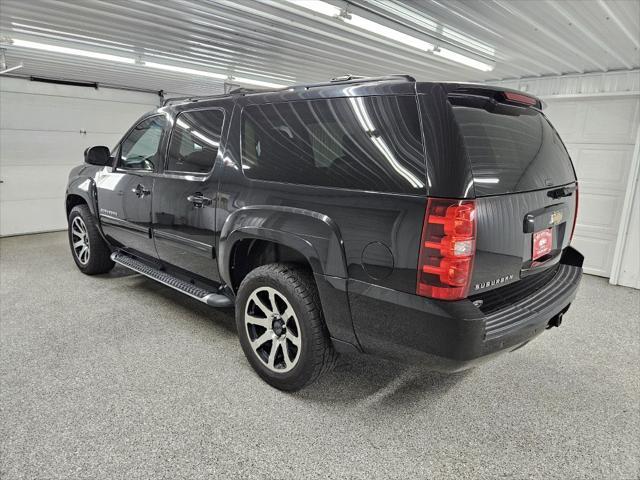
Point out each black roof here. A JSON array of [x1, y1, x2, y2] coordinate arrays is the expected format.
[[162, 74, 542, 110]]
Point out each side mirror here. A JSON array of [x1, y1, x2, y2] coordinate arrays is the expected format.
[[84, 146, 112, 166]]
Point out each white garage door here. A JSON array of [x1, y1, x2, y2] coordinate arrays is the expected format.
[[544, 95, 640, 277], [0, 77, 158, 236]]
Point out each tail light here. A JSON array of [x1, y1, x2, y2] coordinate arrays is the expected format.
[[416, 198, 477, 300], [570, 184, 579, 242]]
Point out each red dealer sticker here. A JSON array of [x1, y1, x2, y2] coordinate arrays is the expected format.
[[533, 228, 553, 260]]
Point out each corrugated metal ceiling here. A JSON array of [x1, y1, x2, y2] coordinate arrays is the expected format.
[[0, 0, 638, 96]]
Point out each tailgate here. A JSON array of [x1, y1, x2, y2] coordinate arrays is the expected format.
[[448, 90, 578, 294], [471, 186, 577, 294]]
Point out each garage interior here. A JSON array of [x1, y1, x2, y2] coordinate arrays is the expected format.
[[0, 1, 638, 478]]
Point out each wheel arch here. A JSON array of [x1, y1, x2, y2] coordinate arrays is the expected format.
[[65, 176, 111, 247], [65, 194, 88, 217], [66, 176, 99, 218], [218, 206, 360, 349], [218, 205, 347, 289], [226, 236, 315, 293]]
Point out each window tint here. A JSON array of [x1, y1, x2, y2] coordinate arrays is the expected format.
[[451, 98, 575, 196], [241, 96, 426, 193], [119, 115, 167, 171], [166, 109, 225, 174]]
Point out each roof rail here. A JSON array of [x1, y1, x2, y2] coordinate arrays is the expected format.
[[291, 74, 415, 90], [162, 93, 231, 106], [161, 74, 416, 106], [228, 87, 272, 95], [161, 86, 285, 106]]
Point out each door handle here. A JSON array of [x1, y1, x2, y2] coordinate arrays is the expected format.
[[132, 184, 151, 198], [187, 193, 212, 208]]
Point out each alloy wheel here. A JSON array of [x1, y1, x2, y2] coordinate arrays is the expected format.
[[244, 286, 302, 373], [71, 216, 90, 265]]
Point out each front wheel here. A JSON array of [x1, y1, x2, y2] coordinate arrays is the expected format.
[[235, 263, 337, 391], [68, 204, 114, 275]]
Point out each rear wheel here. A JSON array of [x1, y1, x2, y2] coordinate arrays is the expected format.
[[68, 204, 114, 275], [236, 263, 337, 391]]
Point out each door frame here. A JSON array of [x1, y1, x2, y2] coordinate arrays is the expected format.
[[610, 124, 640, 287], [149, 102, 232, 282]]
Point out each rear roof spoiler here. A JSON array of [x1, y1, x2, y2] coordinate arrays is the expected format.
[[445, 84, 543, 110]]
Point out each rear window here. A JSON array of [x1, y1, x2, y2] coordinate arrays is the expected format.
[[166, 109, 224, 174], [451, 97, 575, 196], [241, 96, 426, 193]]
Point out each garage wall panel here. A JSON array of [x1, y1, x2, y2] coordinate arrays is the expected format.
[[0, 199, 70, 235], [582, 101, 638, 144], [0, 131, 121, 165], [0, 92, 153, 133], [577, 147, 631, 185], [0, 165, 70, 202], [544, 95, 640, 277], [0, 77, 158, 236], [545, 98, 639, 144]]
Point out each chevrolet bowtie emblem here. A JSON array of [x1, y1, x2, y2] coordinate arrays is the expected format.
[[550, 211, 563, 225]]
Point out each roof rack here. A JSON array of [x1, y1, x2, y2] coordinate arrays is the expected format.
[[161, 74, 416, 106], [161, 86, 283, 106], [291, 74, 415, 90], [228, 87, 272, 95], [162, 93, 230, 106]]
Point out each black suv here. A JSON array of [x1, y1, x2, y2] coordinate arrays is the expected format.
[[65, 75, 583, 391]]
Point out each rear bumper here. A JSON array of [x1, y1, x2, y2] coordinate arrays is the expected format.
[[349, 247, 583, 371]]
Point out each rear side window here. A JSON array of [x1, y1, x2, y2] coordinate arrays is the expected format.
[[451, 98, 575, 196], [241, 96, 425, 193], [166, 109, 225, 174]]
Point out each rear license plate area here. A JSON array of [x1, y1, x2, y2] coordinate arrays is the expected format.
[[533, 228, 553, 260]]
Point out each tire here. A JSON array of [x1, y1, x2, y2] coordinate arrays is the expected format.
[[68, 204, 114, 275], [236, 263, 338, 391]]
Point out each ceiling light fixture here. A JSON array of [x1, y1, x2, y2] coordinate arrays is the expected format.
[[145, 61, 287, 88], [11, 38, 135, 64], [144, 61, 227, 79], [286, 0, 494, 72], [433, 47, 494, 72], [9, 38, 289, 88], [9, 39, 288, 88], [291, 0, 342, 17], [344, 12, 435, 52]]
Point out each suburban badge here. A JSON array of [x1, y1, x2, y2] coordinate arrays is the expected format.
[[474, 274, 515, 291]]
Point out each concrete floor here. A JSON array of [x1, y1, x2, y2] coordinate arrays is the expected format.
[[0, 231, 638, 480]]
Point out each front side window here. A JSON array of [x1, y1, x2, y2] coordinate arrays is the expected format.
[[241, 96, 426, 193], [119, 115, 167, 171], [166, 109, 225, 174]]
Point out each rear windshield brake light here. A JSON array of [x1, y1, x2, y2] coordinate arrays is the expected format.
[[503, 91, 538, 106]]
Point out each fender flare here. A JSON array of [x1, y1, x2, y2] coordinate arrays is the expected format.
[[218, 205, 359, 347], [65, 174, 112, 244], [218, 205, 348, 287], [66, 175, 99, 217]]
